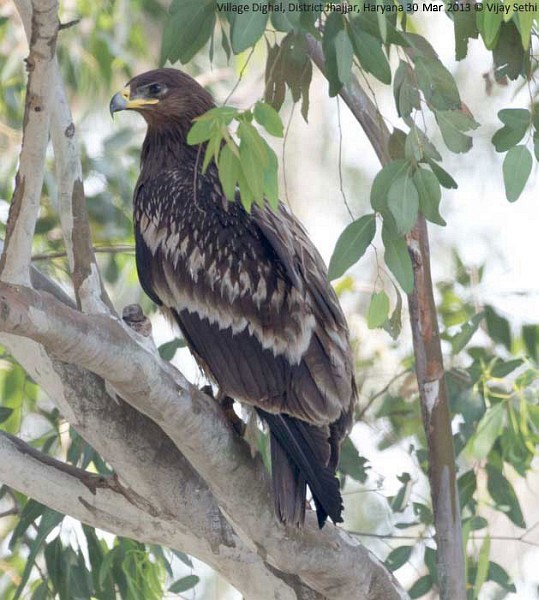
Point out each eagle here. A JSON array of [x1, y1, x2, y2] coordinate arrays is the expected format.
[[110, 68, 356, 528]]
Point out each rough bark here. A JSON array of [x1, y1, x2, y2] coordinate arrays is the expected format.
[[13, 0, 112, 313], [0, 282, 405, 599], [0, 0, 58, 285], [306, 34, 466, 599]]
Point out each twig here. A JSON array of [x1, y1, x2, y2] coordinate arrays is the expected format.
[[358, 369, 409, 420], [31, 245, 136, 262], [336, 98, 354, 221]]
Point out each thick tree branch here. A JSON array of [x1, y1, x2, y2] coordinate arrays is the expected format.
[[306, 36, 465, 598], [0, 431, 308, 600], [0, 282, 405, 599], [407, 218, 465, 597], [1, 267, 320, 600], [0, 0, 58, 285], [13, 0, 112, 313]]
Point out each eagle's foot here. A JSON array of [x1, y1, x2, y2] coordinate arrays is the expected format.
[[220, 396, 246, 437], [199, 386, 246, 436]]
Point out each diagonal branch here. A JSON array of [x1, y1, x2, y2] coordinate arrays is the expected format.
[[306, 35, 466, 599], [0, 430, 308, 600], [0, 0, 59, 286], [0, 282, 405, 599], [1, 264, 322, 600]]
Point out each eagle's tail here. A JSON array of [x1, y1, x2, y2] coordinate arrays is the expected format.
[[257, 409, 343, 528]]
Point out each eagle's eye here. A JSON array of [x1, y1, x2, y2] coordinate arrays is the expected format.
[[147, 83, 163, 96]]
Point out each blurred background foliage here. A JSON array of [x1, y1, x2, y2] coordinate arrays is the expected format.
[[1, 1, 539, 598]]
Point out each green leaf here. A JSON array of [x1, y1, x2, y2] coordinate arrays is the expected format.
[[338, 437, 369, 482], [435, 110, 478, 154], [424, 546, 438, 583], [384, 546, 412, 572], [187, 119, 214, 145], [517, 12, 535, 50], [253, 102, 284, 137], [493, 21, 530, 81], [383, 234, 414, 294], [393, 60, 420, 118], [367, 291, 390, 329], [485, 305, 511, 349], [388, 128, 407, 160], [408, 575, 433, 598], [449, 312, 484, 354], [414, 56, 461, 111], [158, 337, 186, 361], [452, 11, 479, 60], [160, 0, 216, 65], [348, 22, 391, 84], [31, 582, 48, 600], [503, 144, 532, 202], [457, 470, 477, 509], [0, 406, 13, 424], [475, 535, 491, 595], [10, 500, 44, 550], [328, 214, 376, 280], [465, 403, 505, 460], [486, 463, 526, 528], [425, 158, 458, 189], [370, 160, 410, 211], [229, 1, 268, 53], [237, 121, 269, 206], [322, 13, 347, 96], [171, 550, 193, 568], [405, 125, 442, 163], [413, 502, 433, 525], [43, 537, 63, 595], [479, 7, 503, 48], [522, 324, 539, 361], [492, 108, 530, 152], [218, 142, 241, 201], [1, 364, 25, 434], [169, 575, 200, 594], [391, 472, 411, 512], [383, 284, 403, 340], [413, 168, 445, 227], [387, 168, 419, 235], [490, 358, 523, 379], [14, 510, 64, 599], [260, 138, 280, 210], [488, 561, 516, 593], [334, 30, 354, 87]]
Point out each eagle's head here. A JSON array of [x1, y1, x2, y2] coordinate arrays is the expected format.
[[109, 68, 214, 127]]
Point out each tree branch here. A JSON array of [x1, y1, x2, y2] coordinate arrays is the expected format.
[[306, 35, 466, 598], [0, 431, 310, 600], [13, 0, 112, 314], [0, 282, 405, 599], [1, 268, 321, 600], [0, 0, 58, 285]]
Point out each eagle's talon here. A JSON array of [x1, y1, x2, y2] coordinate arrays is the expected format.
[[220, 395, 246, 437]]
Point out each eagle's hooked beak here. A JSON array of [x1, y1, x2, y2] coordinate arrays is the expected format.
[[109, 86, 159, 118]]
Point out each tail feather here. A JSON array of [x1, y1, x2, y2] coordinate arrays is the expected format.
[[257, 409, 343, 528], [270, 434, 306, 526]]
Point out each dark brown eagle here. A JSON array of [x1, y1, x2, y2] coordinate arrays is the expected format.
[[110, 68, 356, 528]]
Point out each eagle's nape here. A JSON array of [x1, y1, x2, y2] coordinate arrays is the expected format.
[[110, 68, 357, 528]]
